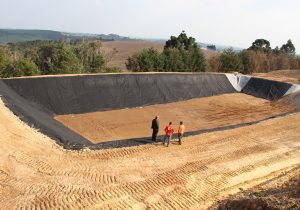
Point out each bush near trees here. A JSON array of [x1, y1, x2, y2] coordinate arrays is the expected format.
[[219, 48, 243, 72], [73, 41, 106, 73], [37, 43, 82, 75], [126, 31, 206, 72], [0, 39, 120, 78], [1, 59, 39, 78], [0, 46, 10, 70], [209, 39, 299, 73], [126, 47, 164, 72]]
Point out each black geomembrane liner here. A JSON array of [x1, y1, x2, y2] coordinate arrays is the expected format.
[[0, 73, 294, 150], [242, 77, 292, 100], [3, 74, 236, 115]]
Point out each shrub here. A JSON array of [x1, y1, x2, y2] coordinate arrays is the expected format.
[[208, 55, 221, 72], [219, 48, 243, 72], [1, 59, 39, 78], [126, 47, 163, 72], [163, 48, 185, 71], [38, 43, 83, 74]]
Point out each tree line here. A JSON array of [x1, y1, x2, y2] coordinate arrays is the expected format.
[[209, 39, 300, 73], [0, 38, 120, 78], [127, 32, 300, 74], [1, 32, 299, 78]]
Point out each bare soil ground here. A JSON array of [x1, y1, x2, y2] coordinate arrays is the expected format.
[[55, 93, 295, 143], [210, 166, 300, 210], [0, 97, 299, 209], [102, 40, 217, 71], [254, 70, 300, 84], [1, 70, 300, 209]]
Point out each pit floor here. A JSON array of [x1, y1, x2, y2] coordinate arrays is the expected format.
[[55, 93, 295, 143]]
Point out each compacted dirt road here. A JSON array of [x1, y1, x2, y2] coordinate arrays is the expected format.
[[0, 96, 299, 209], [55, 93, 295, 143]]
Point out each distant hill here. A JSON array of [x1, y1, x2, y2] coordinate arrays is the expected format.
[[0, 29, 243, 52], [0, 29, 131, 43]]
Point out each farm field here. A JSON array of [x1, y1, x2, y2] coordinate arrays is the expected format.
[[102, 40, 217, 71]]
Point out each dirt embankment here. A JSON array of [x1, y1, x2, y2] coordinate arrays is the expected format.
[[1, 70, 300, 209], [55, 93, 295, 143], [210, 166, 300, 210], [1, 96, 299, 209]]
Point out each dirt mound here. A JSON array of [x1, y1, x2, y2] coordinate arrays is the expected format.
[[211, 167, 300, 210]]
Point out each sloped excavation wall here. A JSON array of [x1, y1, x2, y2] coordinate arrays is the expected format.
[[0, 73, 299, 149], [2, 74, 236, 115]]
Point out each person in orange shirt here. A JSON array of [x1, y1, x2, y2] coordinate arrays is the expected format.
[[178, 121, 185, 145]]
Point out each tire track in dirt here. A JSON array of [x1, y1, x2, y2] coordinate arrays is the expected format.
[[9, 151, 55, 175], [4, 144, 299, 209], [7, 152, 118, 186], [9, 140, 281, 208]]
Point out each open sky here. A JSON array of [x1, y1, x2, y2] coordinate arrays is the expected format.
[[1, 0, 299, 52]]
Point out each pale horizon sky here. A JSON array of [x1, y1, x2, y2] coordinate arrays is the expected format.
[[1, 0, 300, 53]]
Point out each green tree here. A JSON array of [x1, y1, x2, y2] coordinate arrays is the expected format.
[[248, 39, 271, 53], [163, 48, 185, 71], [0, 46, 11, 70], [238, 50, 254, 74], [163, 31, 206, 72], [1, 59, 39, 78], [126, 47, 163, 72], [126, 53, 141, 71], [126, 31, 206, 72], [38, 43, 82, 74], [73, 41, 106, 72], [183, 46, 207, 71], [220, 48, 243, 72], [89, 55, 106, 73], [164, 30, 198, 50], [280, 39, 296, 55]]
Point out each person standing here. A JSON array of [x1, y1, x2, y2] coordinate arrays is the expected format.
[[178, 121, 185, 145], [164, 122, 174, 147], [151, 116, 159, 141]]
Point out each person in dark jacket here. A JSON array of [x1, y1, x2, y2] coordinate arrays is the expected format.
[[151, 116, 159, 141]]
